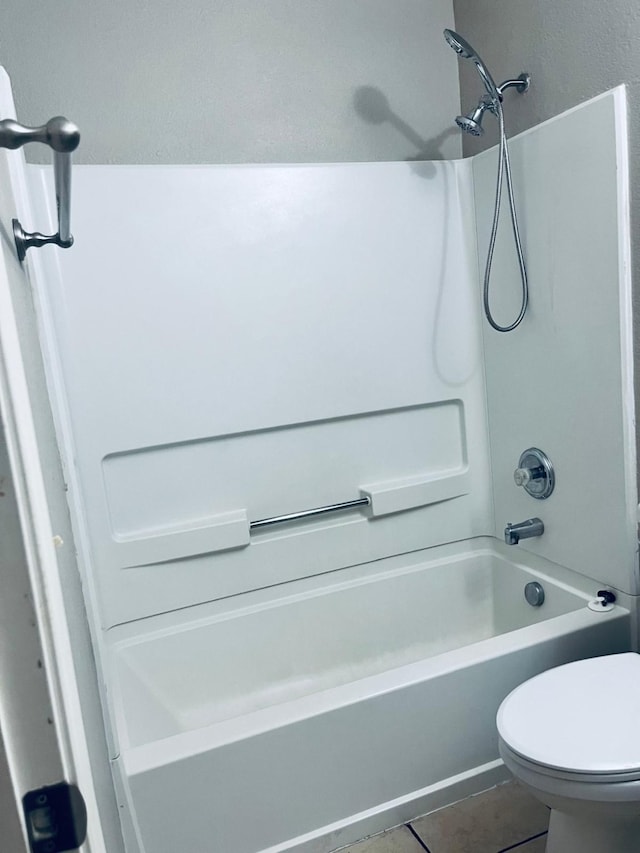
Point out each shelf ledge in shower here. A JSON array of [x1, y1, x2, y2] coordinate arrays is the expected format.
[[115, 509, 250, 568], [360, 470, 470, 517], [113, 470, 470, 568]]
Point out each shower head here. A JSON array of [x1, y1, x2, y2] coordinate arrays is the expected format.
[[455, 94, 495, 137], [443, 28, 476, 60], [455, 114, 483, 136], [443, 28, 500, 101]]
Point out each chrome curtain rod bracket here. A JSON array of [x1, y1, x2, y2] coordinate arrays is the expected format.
[[0, 116, 80, 261], [250, 496, 370, 531]]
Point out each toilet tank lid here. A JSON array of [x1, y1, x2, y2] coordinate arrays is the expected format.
[[497, 652, 640, 775]]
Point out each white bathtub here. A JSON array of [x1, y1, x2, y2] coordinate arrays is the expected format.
[[108, 540, 631, 853]]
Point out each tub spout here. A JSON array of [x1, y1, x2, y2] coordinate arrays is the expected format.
[[504, 517, 544, 545]]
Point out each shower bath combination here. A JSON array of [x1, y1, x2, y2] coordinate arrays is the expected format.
[[0, 50, 633, 853], [444, 29, 530, 333]]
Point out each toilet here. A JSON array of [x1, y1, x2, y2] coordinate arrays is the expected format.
[[497, 653, 640, 853]]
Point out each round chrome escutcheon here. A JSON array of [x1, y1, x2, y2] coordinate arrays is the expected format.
[[513, 447, 555, 500]]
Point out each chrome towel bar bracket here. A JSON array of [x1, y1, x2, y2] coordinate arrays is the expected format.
[[250, 497, 370, 531], [0, 116, 80, 261]]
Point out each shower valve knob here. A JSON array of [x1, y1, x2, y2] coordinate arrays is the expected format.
[[514, 466, 544, 487], [513, 448, 555, 500]]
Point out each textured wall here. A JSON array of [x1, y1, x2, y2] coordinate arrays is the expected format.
[[453, 0, 640, 474], [0, 0, 460, 164], [451, 2, 640, 155]]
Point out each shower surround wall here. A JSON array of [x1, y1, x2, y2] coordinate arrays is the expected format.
[[452, 0, 640, 475], [27, 159, 489, 627], [13, 88, 635, 851], [476, 88, 636, 594]]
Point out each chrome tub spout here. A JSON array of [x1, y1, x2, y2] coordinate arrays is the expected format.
[[505, 518, 544, 545]]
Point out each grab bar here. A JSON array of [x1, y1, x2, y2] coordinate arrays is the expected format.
[[0, 116, 80, 261], [250, 496, 370, 531]]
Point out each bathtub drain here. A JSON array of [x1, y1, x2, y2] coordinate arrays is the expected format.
[[524, 581, 545, 607]]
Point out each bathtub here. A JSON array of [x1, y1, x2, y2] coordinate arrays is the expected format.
[[108, 539, 631, 853]]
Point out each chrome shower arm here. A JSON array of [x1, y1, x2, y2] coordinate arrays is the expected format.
[[497, 74, 531, 97]]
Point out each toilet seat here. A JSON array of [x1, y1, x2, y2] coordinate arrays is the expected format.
[[497, 652, 640, 777], [500, 738, 640, 786]]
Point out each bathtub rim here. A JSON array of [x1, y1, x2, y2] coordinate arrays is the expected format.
[[106, 536, 618, 648]]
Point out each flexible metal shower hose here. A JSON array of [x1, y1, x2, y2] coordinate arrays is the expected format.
[[483, 102, 529, 332]]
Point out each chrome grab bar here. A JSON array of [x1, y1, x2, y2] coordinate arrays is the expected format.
[[0, 116, 80, 261], [250, 496, 370, 531]]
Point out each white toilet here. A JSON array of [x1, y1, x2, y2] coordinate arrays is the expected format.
[[497, 652, 640, 853]]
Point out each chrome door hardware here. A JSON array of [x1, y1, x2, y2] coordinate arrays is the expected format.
[[0, 116, 80, 261], [513, 447, 555, 499]]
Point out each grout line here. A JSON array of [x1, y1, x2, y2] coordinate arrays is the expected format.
[[405, 823, 432, 853], [496, 830, 549, 852]]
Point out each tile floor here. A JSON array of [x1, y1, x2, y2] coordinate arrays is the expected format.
[[338, 781, 549, 853]]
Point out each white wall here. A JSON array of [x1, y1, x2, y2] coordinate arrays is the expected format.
[[452, 1, 640, 156], [475, 89, 637, 594], [28, 159, 489, 627], [0, 0, 461, 164], [452, 0, 640, 475]]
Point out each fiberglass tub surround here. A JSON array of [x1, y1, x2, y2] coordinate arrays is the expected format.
[[113, 541, 629, 853], [20, 87, 635, 853], [111, 541, 612, 748], [28, 158, 489, 627]]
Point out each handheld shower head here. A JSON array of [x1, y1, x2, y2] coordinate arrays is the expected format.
[[443, 28, 531, 333], [443, 28, 500, 101], [443, 29, 477, 60]]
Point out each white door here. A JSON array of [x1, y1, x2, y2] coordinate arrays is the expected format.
[[0, 68, 106, 852]]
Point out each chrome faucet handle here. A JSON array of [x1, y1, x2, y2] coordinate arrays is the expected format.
[[513, 448, 555, 499], [513, 465, 545, 487]]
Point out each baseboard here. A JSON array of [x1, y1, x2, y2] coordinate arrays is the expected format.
[[262, 759, 511, 853]]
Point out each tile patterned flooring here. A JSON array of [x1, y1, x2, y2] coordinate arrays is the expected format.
[[339, 781, 549, 853]]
